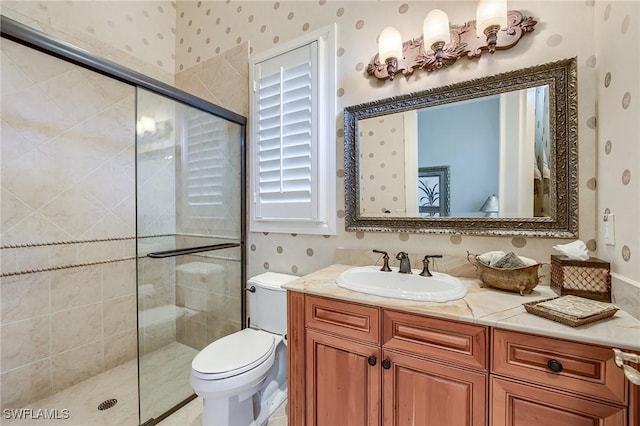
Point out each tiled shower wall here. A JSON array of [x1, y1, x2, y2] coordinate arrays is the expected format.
[[0, 38, 137, 409]]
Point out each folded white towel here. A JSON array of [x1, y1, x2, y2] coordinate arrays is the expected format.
[[553, 240, 589, 260]]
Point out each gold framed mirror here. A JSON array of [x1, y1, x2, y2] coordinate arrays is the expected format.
[[344, 57, 578, 238]]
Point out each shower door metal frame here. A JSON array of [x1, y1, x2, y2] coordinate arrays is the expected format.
[[1, 15, 248, 426]]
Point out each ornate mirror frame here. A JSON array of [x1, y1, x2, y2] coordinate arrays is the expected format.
[[344, 57, 578, 238]]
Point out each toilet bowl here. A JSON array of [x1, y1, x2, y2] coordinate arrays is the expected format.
[[190, 272, 297, 426]]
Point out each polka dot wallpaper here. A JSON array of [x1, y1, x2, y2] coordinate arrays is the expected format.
[[3, 1, 637, 286], [359, 113, 408, 216], [174, 1, 603, 280], [1, 1, 177, 84], [594, 1, 639, 281]]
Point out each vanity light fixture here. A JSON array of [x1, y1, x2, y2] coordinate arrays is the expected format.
[[377, 26, 403, 81], [422, 9, 451, 69], [368, 0, 537, 81], [476, 0, 508, 53]]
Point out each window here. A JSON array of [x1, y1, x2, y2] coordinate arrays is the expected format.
[[181, 110, 228, 220], [250, 24, 336, 235]]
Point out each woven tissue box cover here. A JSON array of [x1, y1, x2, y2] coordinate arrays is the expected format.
[[550, 255, 611, 302]]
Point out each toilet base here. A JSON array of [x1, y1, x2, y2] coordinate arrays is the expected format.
[[202, 393, 255, 426]]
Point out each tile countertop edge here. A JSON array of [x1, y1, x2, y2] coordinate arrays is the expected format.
[[283, 264, 640, 352]]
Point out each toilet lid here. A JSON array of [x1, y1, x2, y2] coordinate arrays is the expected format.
[[192, 328, 275, 379]]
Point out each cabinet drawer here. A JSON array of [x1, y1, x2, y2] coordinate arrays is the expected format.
[[492, 329, 627, 404], [490, 376, 627, 426], [383, 309, 487, 371], [305, 295, 380, 344]]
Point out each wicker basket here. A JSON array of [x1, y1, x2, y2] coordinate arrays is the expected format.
[[550, 255, 611, 302], [523, 297, 618, 327], [467, 252, 543, 295]]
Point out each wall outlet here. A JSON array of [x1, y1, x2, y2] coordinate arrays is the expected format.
[[603, 214, 615, 246]]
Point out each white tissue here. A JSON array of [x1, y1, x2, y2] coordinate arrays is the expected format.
[[552, 240, 589, 261]]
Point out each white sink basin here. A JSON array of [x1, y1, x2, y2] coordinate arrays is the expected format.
[[336, 266, 467, 302]]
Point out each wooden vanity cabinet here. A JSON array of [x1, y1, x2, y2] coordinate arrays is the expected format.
[[382, 309, 488, 426], [288, 292, 635, 426], [490, 329, 629, 426], [303, 295, 381, 426], [291, 294, 488, 426]]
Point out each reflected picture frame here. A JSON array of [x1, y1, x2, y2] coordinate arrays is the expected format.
[[418, 166, 450, 217]]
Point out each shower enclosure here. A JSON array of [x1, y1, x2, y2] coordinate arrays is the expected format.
[[0, 16, 245, 425]]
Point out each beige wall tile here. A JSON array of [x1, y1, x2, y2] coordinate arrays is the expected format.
[[49, 244, 78, 267], [51, 303, 102, 355], [206, 292, 232, 325], [15, 246, 49, 272], [50, 265, 102, 312], [0, 248, 17, 276], [206, 319, 240, 345], [51, 341, 103, 392], [183, 319, 206, 351], [0, 359, 51, 410], [104, 329, 137, 370], [0, 272, 49, 324], [103, 295, 136, 338], [175, 285, 185, 308], [141, 321, 175, 355], [102, 259, 136, 300], [184, 288, 206, 319], [1, 212, 73, 247], [1, 316, 50, 372]]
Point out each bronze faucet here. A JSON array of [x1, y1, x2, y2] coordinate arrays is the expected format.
[[419, 255, 443, 277], [372, 250, 392, 271], [396, 252, 412, 274]]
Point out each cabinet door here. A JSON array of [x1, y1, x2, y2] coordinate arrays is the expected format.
[[382, 350, 487, 426], [491, 377, 626, 426], [306, 330, 381, 426]]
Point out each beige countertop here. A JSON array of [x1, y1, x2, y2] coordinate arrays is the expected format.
[[283, 264, 640, 351]]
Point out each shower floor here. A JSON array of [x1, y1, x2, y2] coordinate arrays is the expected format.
[[3, 342, 197, 426]]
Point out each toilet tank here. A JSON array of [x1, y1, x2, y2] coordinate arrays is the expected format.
[[248, 272, 298, 334]]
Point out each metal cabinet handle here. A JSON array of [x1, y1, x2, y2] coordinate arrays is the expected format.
[[382, 358, 391, 370], [547, 359, 563, 373], [613, 348, 640, 386], [613, 348, 640, 367], [368, 356, 377, 366]]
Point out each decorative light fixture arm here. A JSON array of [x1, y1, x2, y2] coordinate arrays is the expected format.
[[367, 10, 537, 81]]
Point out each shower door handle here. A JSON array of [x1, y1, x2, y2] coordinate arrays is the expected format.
[[147, 242, 240, 258]]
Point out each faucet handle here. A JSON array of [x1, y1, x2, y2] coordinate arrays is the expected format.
[[424, 254, 443, 259], [419, 255, 443, 277], [373, 249, 392, 272]]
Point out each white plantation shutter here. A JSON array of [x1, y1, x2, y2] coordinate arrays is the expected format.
[[250, 25, 336, 235], [183, 110, 227, 217], [255, 47, 317, 219]]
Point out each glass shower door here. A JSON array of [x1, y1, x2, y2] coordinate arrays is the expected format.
[[136, 88, 243, 423]]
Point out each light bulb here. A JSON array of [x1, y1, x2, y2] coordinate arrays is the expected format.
[[378, 26, 403, 61], [476, 0, 507, 37], [423, 9, 451, 48]]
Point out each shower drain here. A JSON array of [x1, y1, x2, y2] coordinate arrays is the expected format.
[[97, 399, 118, 411]]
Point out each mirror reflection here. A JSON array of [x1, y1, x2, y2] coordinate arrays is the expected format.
[[344, 57, 578, 238], [358, 85, 550, 219]]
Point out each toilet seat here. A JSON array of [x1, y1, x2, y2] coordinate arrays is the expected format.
[[192, 328, 276, 380]]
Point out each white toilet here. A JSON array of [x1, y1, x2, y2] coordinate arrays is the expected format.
[[191, 272, 297, 426]]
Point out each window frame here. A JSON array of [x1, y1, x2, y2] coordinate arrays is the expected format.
[[249, 24, 336, 235]]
